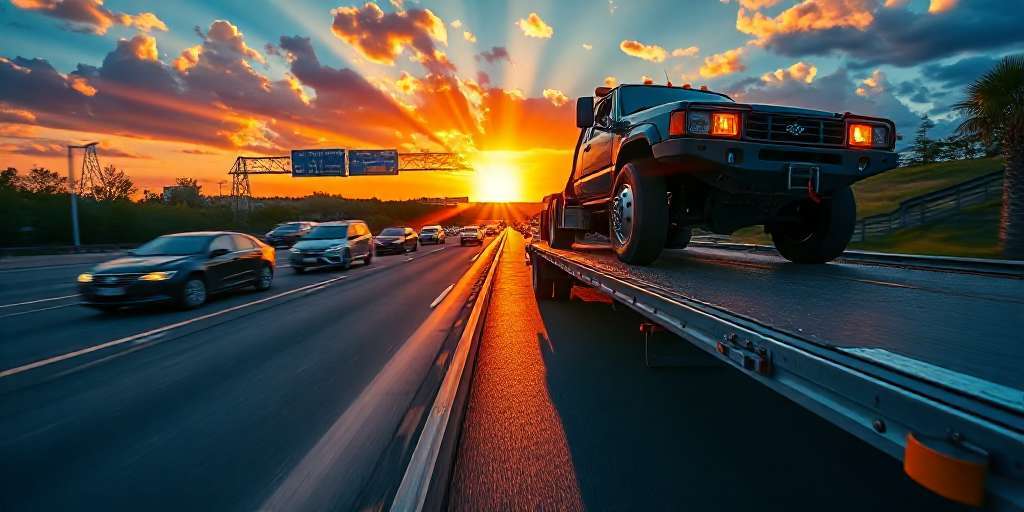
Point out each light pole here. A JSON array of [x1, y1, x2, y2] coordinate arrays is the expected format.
[[67, 142, 97, 248]]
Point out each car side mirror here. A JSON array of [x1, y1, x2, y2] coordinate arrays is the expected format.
[[209, 248, 230, 258], [576, 96, 594, 128], [348, 234, 360, 240]]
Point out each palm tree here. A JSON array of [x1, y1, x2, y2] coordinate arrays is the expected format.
[[954, 55, 1024, 259]]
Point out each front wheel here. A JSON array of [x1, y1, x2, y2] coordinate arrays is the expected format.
[[254, 264, 273, 290], [178, 276, 207, 309], [610, 160, 668, 265], [364, 249, 373, 265], [769, 186, 856, 264]]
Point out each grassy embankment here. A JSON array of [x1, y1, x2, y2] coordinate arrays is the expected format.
[[728, 157, 1004, 257]]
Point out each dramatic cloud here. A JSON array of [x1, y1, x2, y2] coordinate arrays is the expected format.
[[604, 76, 618, 87], [462, 30, 476, 43], [331, 2, 448, 67], [476, 46, 510, 64], [516, 12, 553, 39], [700, 47, 746, 78], [671, 46, 700, 58], [619, 40, 667, 63], [740, 0, 782, 7], [542, 88, 569, 107], [10, 0, 167, 34], [737, 0, 1024, 68], [855, 69, 885, 96], [761, 61, 818, 84], [928, 0, 957, 13], [921, 55, 1001, 88]]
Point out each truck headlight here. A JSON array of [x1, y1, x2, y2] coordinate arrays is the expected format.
[[686, 111, 710, 135], [77, 273, 93, 283], [138, 271, 176, 281], [848, 122, 889, 148]]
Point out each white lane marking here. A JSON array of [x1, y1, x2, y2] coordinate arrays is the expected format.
[[0, 275, 348, 379], [0, 303, 78, 319], [839, 347, 1023, 412], [406, 257, 415, 262], [0, 294, 78, 309], [470, 252, 482, 262], [429, 284, 455, 309]]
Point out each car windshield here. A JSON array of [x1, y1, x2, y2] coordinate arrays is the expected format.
[[421, 227, 438, 233], [133, 235, 209, 256], [272, 224, 301, 233], [380, 228, 404, 236], [463, 228, 479, 234], [619, 85, 733, 115], [304, 225, 347, 240]]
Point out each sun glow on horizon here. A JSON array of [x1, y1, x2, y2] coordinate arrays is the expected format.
[[472, 152, 523, 202]]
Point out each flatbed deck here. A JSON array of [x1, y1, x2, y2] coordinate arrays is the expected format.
[[527, 240, 1024, 510]]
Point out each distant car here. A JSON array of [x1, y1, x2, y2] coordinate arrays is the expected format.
[[460, 226, 483, 246], [419, 225, 446, 245], [77, 232, 275, 311], [375, 227, 418, 254], [484, 225, 498, 236], [264, 221, 315, 247], [288, 220, 373, 273]]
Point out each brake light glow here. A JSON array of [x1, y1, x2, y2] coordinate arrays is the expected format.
[[849, 123, 873, 147], [711, 112, 739, 137]]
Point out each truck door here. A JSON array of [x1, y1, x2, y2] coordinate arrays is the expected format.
[[576, 95, 615, 202]]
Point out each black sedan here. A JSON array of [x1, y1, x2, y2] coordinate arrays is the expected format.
[[77, 232, 275, 311], [264, 221, 315, 247], [374, 227, 418, 254]]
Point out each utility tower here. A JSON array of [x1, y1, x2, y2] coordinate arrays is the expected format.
[[66, 142, 101, 247], [228, 152, 470, 213]]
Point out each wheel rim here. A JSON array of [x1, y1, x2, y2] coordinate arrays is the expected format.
[[259, 267, 272, 287], [184, 279, 206, 306], [611, 183, 635, 246]]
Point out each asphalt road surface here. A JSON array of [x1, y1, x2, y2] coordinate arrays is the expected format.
[[0, 239, 491, 511], [451, 233, 968, 511]]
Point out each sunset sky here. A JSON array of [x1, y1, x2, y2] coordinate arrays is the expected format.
[[1, 0, 1021, 201]]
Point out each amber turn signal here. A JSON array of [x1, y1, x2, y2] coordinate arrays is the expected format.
[[669, 111, 686, 137], [711, 112, 739, 137], [848, 123, 873, 147]]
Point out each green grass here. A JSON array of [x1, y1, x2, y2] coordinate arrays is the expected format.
[[849, 199, 1002, 258], [852, 156, 1002, 218], [722, 157, 1007, 256]]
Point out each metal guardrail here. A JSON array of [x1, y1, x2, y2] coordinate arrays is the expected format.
[[853, 170, 1003, 242], [528, 241, 1024, 510]]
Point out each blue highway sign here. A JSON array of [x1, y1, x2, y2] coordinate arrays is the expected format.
[[348, 149, 399, 176], [291, 149, 346, 177]]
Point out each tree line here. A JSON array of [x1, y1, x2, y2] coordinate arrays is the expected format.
[[903, 114, 998, 166]]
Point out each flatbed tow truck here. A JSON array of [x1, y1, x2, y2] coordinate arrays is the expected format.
[[527, 239, 1024, 510]]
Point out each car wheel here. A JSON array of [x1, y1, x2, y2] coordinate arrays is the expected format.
[[341, 249, 352, 270], [292, 266, 306, 274], [254, 264, 273, 290], [178, 276, 207, 309], [364, 249, 373, 265], [610, 160, 668, 265], [769, 186, 856, 264], [546, 196, 574, 249]]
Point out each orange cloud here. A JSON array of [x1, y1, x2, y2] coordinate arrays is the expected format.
[[395, 71, 421, 94], [671, 46, 700, 57], [739, 0, 782, 8], [855, 69, 886, 96], [516, 12, 553, 39], [463, 30, 476, 43], [619, 40, 667, 62], [604, 76, 618, 87], [761, 61, 818, 84], [699, 47, 746, 78], [736, 0, 876, 45], [10, 0, 166, 35], [173, 45, 202, 73], [542, 88, 570, 107], [121, 34, 159, 61], [928, 0, 956, 13], [331, 2, 448, 67], [69, 75, 97, 96]]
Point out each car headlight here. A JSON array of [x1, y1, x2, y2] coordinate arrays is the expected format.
[[326, 244, 345, 252], [77, 272, 93, 283], [138, 271, 176, 281], [289, 247, 301, 253]]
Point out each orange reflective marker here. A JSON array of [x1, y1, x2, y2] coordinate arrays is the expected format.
[[904, 433, 987, 507]]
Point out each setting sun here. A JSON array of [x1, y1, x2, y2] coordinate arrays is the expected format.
[[473, 154, 523, 202]]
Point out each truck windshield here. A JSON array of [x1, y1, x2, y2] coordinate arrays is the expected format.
[[134, 235, 209, 256], [304, 225, 347, 240], [619, 86, 733, 115]]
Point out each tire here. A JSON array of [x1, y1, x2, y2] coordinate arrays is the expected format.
[[292, 266, 306, 274], [547, 196, 574, 249], [666, 226, 692, 250], [769, 186, 856, 264], [610, 160, 669, 265], [178, 276, 207, 309], [364, 249, 373, 265], [254, 264, 273, 290], [340, 249, 352, 270], [531, 256, 554, 299]]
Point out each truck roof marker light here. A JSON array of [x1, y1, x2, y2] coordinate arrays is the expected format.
[[669, 111, 686, 137], [711, 112, 739, 138], [643, 78, 654, 85], [849, 123, 873, 147], [682, 83, 692, 89], [700, 85, 708, 91]]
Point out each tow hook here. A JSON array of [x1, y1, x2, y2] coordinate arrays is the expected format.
[[807, 179, 822, 204]]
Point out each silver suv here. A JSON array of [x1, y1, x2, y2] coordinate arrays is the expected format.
[[288, 220, 373, 273]]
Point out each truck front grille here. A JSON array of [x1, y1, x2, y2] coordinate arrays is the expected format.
[[745, 113, 845, 146]]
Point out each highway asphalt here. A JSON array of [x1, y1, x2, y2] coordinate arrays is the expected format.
[[451, 232, 967, 510], [0, 239, 491, 511]]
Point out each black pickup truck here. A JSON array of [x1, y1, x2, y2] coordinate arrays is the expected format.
[[541, 83, 898, 265]]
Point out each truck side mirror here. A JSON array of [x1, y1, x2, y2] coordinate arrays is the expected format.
[[576, 97, 594, 128]]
